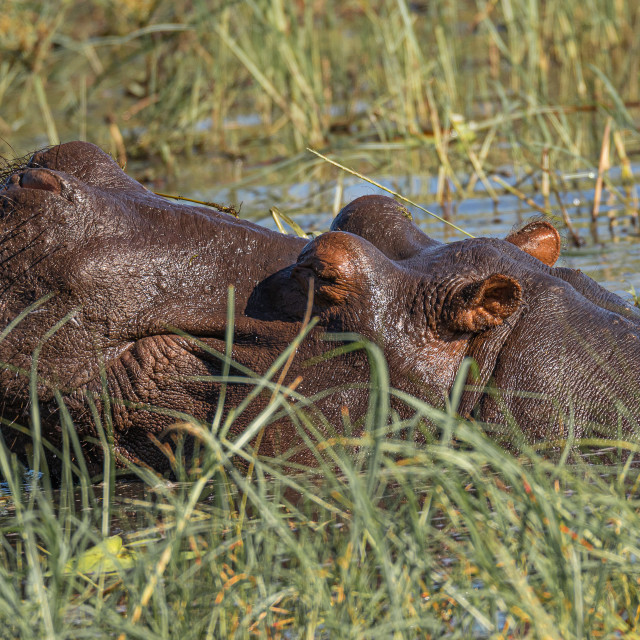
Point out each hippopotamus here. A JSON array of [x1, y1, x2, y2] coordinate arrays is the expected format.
[[1, 141, 639, 473], [329, 197, 640, 446]]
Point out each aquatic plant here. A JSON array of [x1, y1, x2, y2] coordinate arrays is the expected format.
[[1, 0, 638, 172]]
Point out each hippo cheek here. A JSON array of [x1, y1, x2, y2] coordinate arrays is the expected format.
[[98, 322, 298, 469], [392, 336, 474, 407], [98, 334, 235, 468]]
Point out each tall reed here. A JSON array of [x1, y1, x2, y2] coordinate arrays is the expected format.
[[1, 0, 637, 178]]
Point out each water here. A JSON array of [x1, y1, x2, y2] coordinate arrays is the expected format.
[[172, 162, 640, 302]]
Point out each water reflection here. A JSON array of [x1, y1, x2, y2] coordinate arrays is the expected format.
[[182, 164, 640, 300]]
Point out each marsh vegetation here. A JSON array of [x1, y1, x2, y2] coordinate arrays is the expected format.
[[1, 0, 640, 637]]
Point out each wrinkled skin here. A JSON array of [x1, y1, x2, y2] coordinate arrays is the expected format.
[[1, 141, 639, 473], [329, 196, 640, 442], [0, 142, 306, 470]]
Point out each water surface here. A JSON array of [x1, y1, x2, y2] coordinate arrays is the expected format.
[[173, 162, 640, 300]]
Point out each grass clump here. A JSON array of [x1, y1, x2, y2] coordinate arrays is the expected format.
[[1, 340, 640, 639]]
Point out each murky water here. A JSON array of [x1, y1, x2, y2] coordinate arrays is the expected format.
[[175, 163, 640, 301]]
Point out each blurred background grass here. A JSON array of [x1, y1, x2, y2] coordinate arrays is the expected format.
[[1, 0, 638, 179]]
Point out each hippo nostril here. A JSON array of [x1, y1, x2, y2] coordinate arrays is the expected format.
[[19, 169, 62, 194]]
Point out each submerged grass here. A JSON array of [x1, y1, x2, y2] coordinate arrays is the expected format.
[[1, 336, 640, 638]]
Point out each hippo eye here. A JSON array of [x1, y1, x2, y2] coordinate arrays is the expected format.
[[290, 231, 390, 308], [294, 256, 340, 283], [292, 261, 353, 306], [292, 236, 369, 306]]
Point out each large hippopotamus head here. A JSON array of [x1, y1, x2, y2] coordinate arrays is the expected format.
[[0, 142, 305, 469], [1, 142, 639, 472]]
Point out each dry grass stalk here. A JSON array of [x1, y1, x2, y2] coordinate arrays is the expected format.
[[552, 187, 584, 247], [425, 82, 463, 194], [106, 114, 126, 169], [154, 192, 239, 217], [465, 125, 497, 195], [541, 148, 550, 212], [612, 130, 639, 230], [590, 117, 612, 243]]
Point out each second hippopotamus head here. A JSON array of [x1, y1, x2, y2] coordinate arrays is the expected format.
[[255, 194, 640, 447]]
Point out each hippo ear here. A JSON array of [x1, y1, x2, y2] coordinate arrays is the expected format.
[[505, 221, 561, 266], [446, 274, 522, 333]]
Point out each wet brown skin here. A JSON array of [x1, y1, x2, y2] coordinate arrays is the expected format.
[[331, 196, 640, 444], [0, 142, 306, 471], [1, 141, 639, 474]]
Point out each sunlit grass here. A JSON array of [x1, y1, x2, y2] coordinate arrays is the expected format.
[[1, 0, 638, 171], [1, 333, 640, 638]]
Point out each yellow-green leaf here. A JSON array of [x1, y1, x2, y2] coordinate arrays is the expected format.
[[64, 535, 137, 575]]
